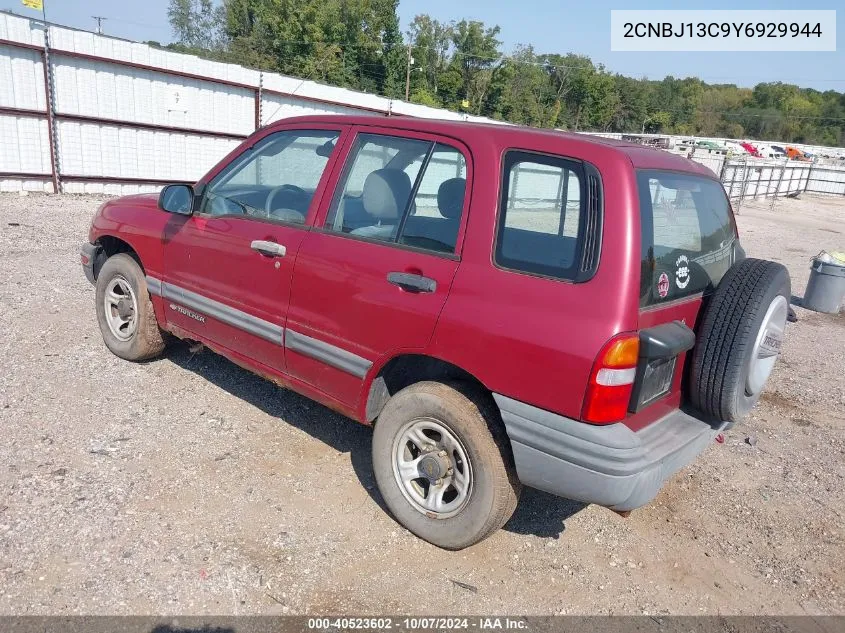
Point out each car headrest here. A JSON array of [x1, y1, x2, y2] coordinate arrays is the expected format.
[[362, 169, 412, 220], [437, 178, 466, 220]]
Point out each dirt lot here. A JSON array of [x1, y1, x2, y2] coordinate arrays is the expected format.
[[0, 193, 843, 616]]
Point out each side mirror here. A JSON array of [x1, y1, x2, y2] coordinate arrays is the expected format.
[[159, 184, 194, 215]]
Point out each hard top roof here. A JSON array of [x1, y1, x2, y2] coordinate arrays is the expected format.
[[267, 114, 716, 178]]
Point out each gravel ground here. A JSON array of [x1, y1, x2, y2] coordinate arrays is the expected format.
[[0, 192, 843, 616]]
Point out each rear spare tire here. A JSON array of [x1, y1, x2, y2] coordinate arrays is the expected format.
[[690, 258, 790, 422]]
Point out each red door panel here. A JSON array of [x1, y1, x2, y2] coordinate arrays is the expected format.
[[285, 233, 458, 405], [162, 216, 306, 372], [161, 123, 350, 373], [283, 124, 472, 407]]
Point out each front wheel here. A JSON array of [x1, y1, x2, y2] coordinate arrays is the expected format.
[[95, 253, 166, 361], [372, 381, 521, 550]]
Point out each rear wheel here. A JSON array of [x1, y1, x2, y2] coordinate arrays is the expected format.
[[690, 258, 790, 422], [372, 381, 520, 550], [95, 253, 166, 361]]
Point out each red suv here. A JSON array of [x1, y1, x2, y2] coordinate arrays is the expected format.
[[81, 115, 790, 549]]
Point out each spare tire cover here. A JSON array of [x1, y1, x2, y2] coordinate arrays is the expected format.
[[690, 258, 790, 422]]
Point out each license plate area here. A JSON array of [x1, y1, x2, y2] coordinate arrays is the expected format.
[[628, 321, 696, 414], [629, 356, 676, 412]]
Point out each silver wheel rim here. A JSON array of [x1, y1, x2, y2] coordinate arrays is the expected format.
[[391, 417, 473, 519], [746, 295, 788, 396], [103, 275, 138, 342]]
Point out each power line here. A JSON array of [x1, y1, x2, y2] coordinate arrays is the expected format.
[[4, 7, 841, 89], [183, 34, 843, 83], [251, 37, 845, 84]]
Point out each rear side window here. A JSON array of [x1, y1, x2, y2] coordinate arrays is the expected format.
[[495, 152, 586, 280], [638, 170, 736, 306]]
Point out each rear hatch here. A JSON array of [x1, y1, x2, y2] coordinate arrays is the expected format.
[[628, 169, 739, 429]]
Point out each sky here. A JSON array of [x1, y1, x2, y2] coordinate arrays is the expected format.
[[4, 0, 842, 92]]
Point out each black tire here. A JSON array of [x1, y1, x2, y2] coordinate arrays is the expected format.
[[95, 253, 166, 361], [690, 258, 790, 422], [372, 381, 521, 550]]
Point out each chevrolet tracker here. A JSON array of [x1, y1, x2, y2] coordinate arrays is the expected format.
[[81, 115, 790, 549]]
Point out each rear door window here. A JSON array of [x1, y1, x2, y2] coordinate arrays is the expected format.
[[638, 170, 736, 306], [324, 133, 468, 254]]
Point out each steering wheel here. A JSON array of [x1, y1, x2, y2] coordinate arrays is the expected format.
[[266, 184, 307, 222], [207, 193, 246, 216]]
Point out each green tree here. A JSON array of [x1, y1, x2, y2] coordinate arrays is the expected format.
[[407, 14, 453, 100], [489, 46, 557, 127], [540, 53, 595, 129], [409, 87, 440, 107], [584, 70, 620, 131], [612, 74, 649, 132], [161, 5, 845, 147], [168, 0, 227, 50], [448, 19, 502, 111]]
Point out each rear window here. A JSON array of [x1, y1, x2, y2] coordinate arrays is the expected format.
[[638, 170, 736, 306]]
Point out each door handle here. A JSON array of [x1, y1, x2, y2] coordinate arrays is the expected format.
[[251, 240, 286, 257], [387, 272, 437, 293]]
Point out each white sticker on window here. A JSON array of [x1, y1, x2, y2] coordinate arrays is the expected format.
[[675, 255, 690, 289]]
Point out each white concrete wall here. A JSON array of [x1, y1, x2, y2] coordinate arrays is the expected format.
[[0, 39, 53, 192], [2, 11, 841, 198], [0, 11, 503, 194]]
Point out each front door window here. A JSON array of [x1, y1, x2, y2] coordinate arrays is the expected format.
[[202, 130, 340, 225]]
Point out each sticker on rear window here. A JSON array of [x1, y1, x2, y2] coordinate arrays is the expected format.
[[657, 272, 670, 298], [637, 170, 736, 307], [675, 255, 690, 289]]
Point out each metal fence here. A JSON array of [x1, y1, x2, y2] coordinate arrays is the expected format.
[[0, 11, 501, 196], [720, 158, 845, 209], [4, 10, 845, 205]]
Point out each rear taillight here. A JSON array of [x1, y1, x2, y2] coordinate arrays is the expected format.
[[581, 333, 639, 424]]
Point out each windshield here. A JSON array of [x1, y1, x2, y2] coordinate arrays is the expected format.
[[637, 170, 737, 307]]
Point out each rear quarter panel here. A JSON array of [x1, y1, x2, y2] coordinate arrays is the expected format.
[[428, 134, 642, 421]]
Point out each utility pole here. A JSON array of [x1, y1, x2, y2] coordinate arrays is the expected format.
[[404, 41, 413, 102], [92, 16, 107, 35]]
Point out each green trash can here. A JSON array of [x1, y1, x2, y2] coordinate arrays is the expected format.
[[804, 254, 845, 314]]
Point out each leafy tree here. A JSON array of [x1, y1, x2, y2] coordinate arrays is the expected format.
[[612, 74, 649, 132], [168, 0, 227, 50], [540, 53, 594, 128], [162, 6, 844, 147], [410, 87, 439, 107], [449, 20, 501, 111], [407, 14, 453, 100], [584, 70, 620, 131], [647, 111, 673, 133]]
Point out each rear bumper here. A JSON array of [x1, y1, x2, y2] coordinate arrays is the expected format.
[[80, 242, 99, 285], [494, 393, 728, 511]]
